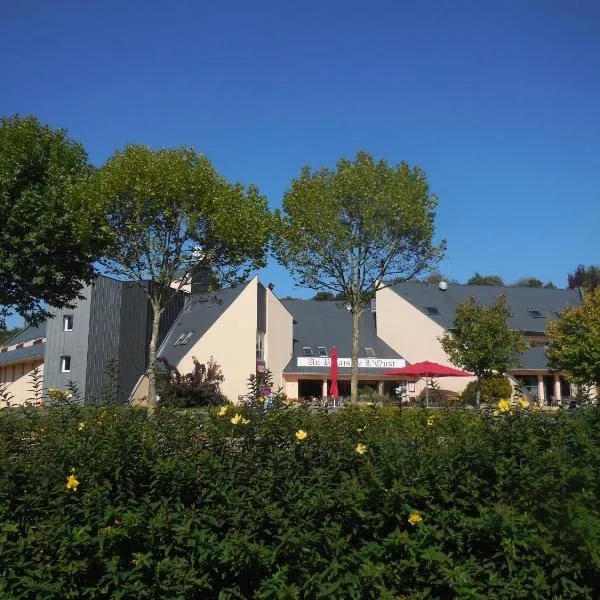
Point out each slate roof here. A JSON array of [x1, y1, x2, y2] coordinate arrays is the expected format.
[[1, 322, 46, 346], [0, 323, 46, 366], [157, 285, 246, 367], [390, 283, 582, 333], [282, 300, 405, 375], [513, 347, 549, 371]]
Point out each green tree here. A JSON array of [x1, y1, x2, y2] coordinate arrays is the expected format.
[[440, 295, 526, 405], [567, 264, 600, 290], [88, 145, 272, 407], [0, 115, 108, 327], [546, 288, 600, 392], [0, 326, 21, 345], [467, 273, 504, 286], [313, 291, 346, 301], [274, 151, 443, 401], [513, 277, 544, 288]]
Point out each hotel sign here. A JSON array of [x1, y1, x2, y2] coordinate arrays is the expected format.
[[297, 357, 405, 369]]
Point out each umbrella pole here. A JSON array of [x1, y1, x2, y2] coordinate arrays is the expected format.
[[425, 380, 429, 407]]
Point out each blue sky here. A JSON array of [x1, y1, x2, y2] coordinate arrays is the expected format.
[[2, 0, 599, 326]]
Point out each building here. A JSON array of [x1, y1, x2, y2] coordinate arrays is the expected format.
[[1, 276, 585, 407], [0, 275, 183, 405]]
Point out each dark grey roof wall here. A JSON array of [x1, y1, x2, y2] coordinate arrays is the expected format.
[[390, 282, 582, 333], [281, 300, 404, 375], [158, 285, 246, 367], [513, 347, 549, 371]]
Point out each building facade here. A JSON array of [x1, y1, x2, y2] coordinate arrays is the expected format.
[[1, 277, 585, 407]]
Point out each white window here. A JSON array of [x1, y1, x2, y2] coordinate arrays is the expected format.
[[302, 346, 313, 357], [63, 315, 73, 332], [256, 331, 265, 360], [364, 347, 376, 358], [317, 346, 328, 356], [60, 356, 71, 373], [181, 331, 194, 345]]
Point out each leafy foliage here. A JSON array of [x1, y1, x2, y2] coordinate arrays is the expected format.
[[2, 401, 600, 598], [461, 375, 512, 406], [568, 264, 600, 290], [546, 288, 600, 389], [156, 356, 226, 408], [0, 114, 108, 327], [83, 145, 272, 406], [441, 295, 526, 380], [466, 272, 504, 286], [274, 151, 444, 399], [0, 326, 21, 345]]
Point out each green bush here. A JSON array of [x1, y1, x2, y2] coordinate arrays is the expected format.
[[156, 356, 227, 408], [461, 375, 513, 405], [1, 400, 600, 598]]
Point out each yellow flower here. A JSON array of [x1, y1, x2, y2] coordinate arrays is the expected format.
[[78, 422, 86, 431], [241, 418, 250, 425], [498, 399, 511, 413], [356, 443, 367, 455], [217, 406, 228, 417], [518, 398, 530, 409], [231, 413, 242, 425], [493, 410, 500, 417], [357, 425, 367, 433], [408, 512, 423, 526], [427, 415, 435, 426], [295, 429, 308, 441], [66, 473, 79, 492]]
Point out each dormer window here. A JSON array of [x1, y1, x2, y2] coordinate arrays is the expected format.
[[425, 306, 440, 315], [317, 346, 328, 356], [302, 346, 313, 356], [528, 310, 544, 318], [364, 347, 376, 358]]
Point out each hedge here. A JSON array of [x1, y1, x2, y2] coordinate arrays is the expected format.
[[1, 401, 600, 599]]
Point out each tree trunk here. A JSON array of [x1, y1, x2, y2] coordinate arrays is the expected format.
[[476, 378, 481, 407], [147, 301, 163, 409], [351, 308, 360, 402]]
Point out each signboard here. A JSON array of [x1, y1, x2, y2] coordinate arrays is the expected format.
[[296, 357, 405, 369]]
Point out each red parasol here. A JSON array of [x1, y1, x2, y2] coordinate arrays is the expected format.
[[329, 346, 339, 399], [384, 361, 473, 378], [384, 361, 472, 405]]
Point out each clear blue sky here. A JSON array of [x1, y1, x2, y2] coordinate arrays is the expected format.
[[2, 1, 599, 326]]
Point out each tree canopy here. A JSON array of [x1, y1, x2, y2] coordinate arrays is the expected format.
[[88, 144, 272, 406], [567, 264, 600, 290], [440, 295, 526, 404], [467, 273, 504, 286], [274, 151, 443, 400], [0, 114, 108, 327], [546, 288, 600, 390]]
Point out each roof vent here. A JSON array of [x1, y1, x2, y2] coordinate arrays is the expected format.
[[438, 280, 448, 291]]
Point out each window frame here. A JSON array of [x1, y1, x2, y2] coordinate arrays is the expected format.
[[60, 356, 71, 373]]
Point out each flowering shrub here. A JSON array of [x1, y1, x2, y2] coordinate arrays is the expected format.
[[1, 400, 600, 598]]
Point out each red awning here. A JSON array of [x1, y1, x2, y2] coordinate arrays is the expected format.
[[384, 360, 473, 378]]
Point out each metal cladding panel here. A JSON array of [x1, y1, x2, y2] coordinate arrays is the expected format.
[[85, 276, 123, 402], [118, 282, 151, 400], [44, 285, 92, 399], [257, 283, 266, 333]]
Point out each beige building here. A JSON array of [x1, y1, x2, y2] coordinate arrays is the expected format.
[[2, 277, 584, 407]]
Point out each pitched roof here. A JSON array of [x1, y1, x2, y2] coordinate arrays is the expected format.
[[281, 300, 405, 375], [1, 322, 46, 346], [0, 342, 45, 366], [389, 282, 582, 333], [513, 347, 549, 371], [157, 285, 246, 367]]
